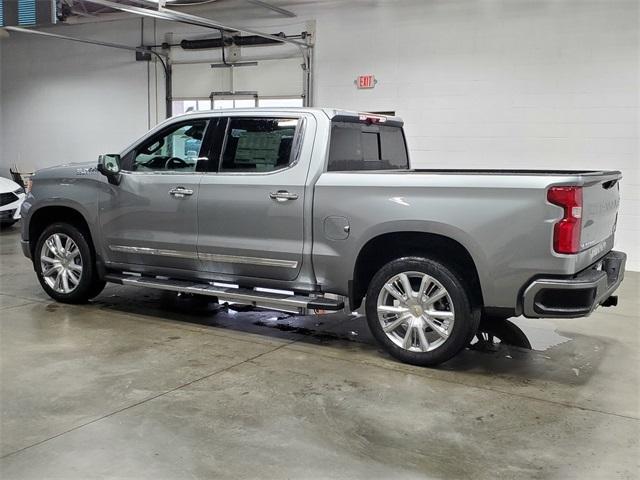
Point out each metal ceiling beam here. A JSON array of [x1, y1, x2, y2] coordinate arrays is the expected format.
[[82, 0, 306, 47], [245, 0, 296, 18], [70, 9, 96, 17], [2, 26, 167, 58], [118, 0, 295, 17], [72, 1, 95, 17]]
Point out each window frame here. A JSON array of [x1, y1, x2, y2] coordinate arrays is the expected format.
[[121, 119, 212, 175], [208, 115, 306, 176]]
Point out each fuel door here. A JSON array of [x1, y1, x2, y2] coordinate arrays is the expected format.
[[323, 216, 350, 240]]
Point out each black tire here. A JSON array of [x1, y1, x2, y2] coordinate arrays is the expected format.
[[87, 277, 107, 300], [365, 256, 480, 367], [34, 222, 104, 304]]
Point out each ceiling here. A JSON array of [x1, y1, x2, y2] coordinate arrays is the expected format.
[[58, 0, 303, 22], [60, 1, 219, 19]]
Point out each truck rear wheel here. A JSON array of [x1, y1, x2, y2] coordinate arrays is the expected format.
[[35, 222, 105, 304], [365, 256, 479, 367]]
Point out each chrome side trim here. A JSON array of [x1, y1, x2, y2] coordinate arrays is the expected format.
[[120, 171, 204, 176], [109, 245, 197, 259], [199, 252, 299, 269], [109, 245, 299, 269]]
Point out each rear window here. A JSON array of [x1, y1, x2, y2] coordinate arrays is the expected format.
[[328, 122, 409, 171]]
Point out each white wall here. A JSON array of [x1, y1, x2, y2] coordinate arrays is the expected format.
[[1, 0, 638, 269], [307, 0, 639, 270], [0, 19, 152, 174], [0, 34, 3, 173]]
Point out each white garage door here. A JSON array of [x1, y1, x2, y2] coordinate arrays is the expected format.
[[172, 56, 304, 103]]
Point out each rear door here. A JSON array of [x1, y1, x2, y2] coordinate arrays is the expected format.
[[99, 118, 211, 271], [197, 113, 312, 281]]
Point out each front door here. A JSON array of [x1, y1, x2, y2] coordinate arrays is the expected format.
[[99, 118, 210, 272], [197, 114, 312, 282]]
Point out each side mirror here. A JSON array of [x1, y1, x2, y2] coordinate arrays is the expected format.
[[97, 154, 121, 185]]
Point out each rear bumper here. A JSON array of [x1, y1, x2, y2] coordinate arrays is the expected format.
[[522, 250, 626, 318]]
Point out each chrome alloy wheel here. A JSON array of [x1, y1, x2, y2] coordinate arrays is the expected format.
[[377, 271, 455, 353], [40, 233, 83, 294]]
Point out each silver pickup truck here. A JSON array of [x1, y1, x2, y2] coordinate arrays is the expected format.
[[20, 108, 626, 366]]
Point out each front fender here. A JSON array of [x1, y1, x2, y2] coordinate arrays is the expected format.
[[22, 173, 102, 256]]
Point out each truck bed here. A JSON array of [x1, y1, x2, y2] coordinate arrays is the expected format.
[[313, 168, 621, 310]]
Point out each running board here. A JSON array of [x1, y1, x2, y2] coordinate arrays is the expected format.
[[104, 273, 344, 313]]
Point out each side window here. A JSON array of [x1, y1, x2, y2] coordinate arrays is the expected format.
[[219, 117, 299, 173], [327, 122, 409, 171], [131, 120, 208, 172]]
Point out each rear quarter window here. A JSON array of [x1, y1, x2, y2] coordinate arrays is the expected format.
[[328, 122, 409, 171]]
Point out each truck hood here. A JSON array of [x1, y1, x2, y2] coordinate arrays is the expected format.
[[33, 161, 99, 180]]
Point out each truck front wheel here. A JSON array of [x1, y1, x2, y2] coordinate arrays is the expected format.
[[35, 222, 106, 304], [365, 256, 479, 367]]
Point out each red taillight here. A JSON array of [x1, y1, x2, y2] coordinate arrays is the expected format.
[[547, 186, 583, 254]]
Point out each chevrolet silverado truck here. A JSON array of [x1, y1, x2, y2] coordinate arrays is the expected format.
[[20, 108, 626, 366]]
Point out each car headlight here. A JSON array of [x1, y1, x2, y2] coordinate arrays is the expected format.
[[13, 187, 25, 195]]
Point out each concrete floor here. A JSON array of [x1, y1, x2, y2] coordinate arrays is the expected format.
[[0, 226, 638, 479]]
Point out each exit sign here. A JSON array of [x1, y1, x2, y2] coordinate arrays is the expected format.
[[356, 74, 376, 89]]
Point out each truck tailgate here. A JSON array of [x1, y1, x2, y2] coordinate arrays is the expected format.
[[580, 172, 621, 251]]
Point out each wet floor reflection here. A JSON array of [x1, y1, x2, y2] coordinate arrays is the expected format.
[[91, 286, 589, 364], [92, 286, 609, 384]]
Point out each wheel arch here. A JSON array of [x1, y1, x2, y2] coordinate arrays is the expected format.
[[28, 204, 97, 261], [350, 230, 485, 311]]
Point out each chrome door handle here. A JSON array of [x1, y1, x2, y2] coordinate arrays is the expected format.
[[269, 190, 299, 202], [169, 187, 194, 198]]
